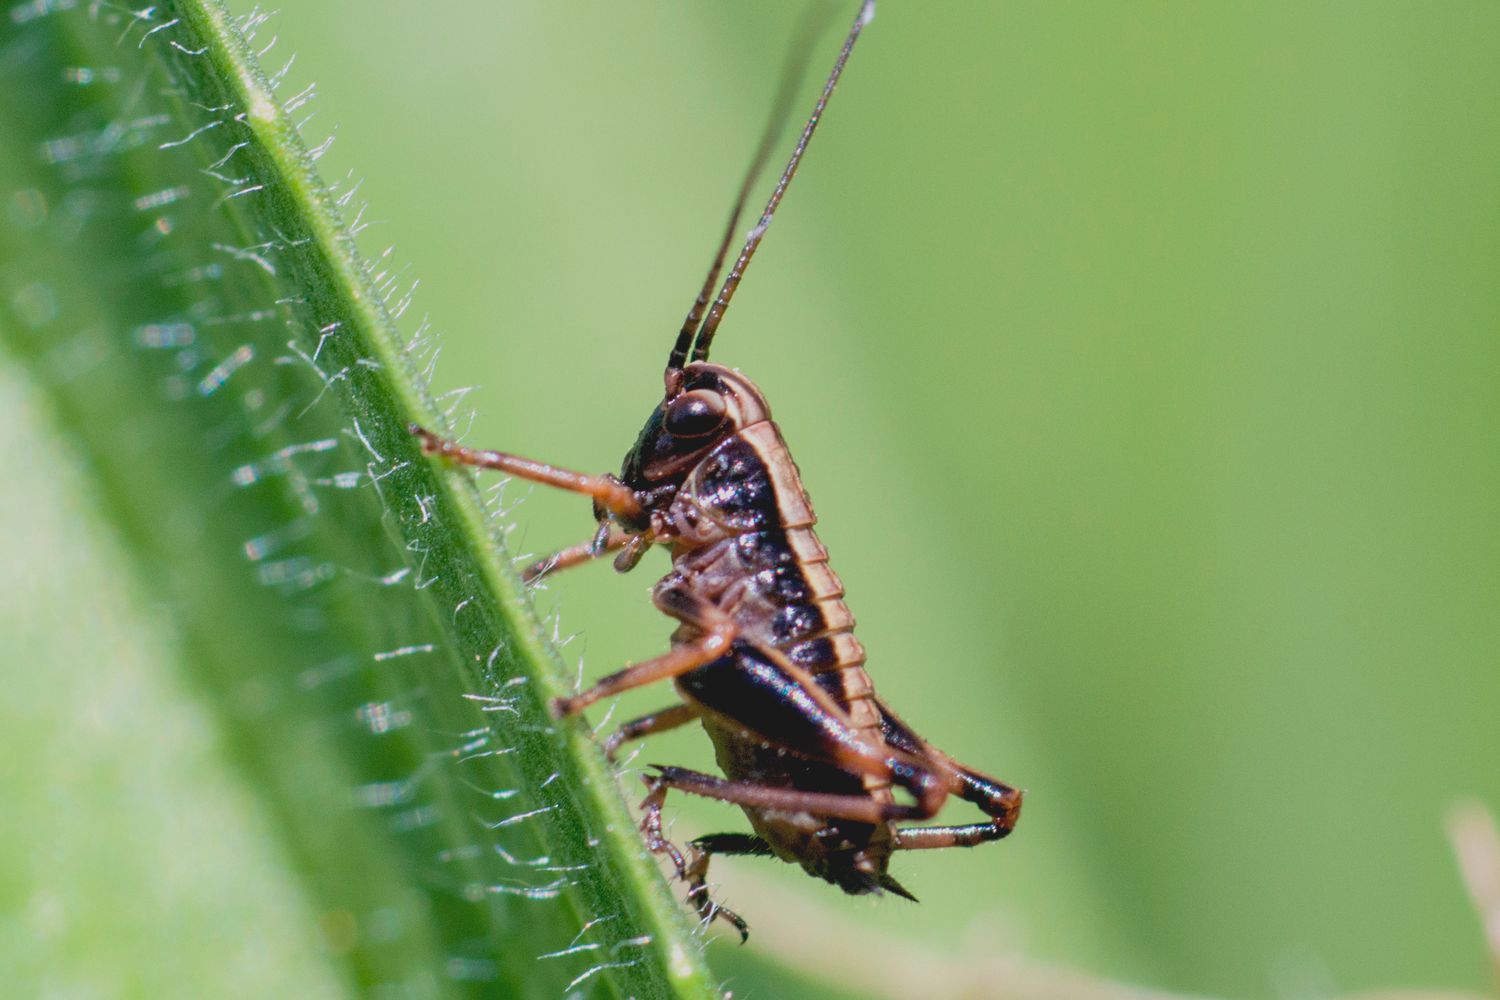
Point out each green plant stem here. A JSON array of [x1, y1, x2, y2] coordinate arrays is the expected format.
[[0, 3, 717, 997]]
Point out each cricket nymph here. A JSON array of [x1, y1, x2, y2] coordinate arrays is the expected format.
[[615, 362, 939, 897], [412, 1, 1022, 938]]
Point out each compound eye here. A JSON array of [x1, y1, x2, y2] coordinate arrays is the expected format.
[[664, 389, 728, 439]]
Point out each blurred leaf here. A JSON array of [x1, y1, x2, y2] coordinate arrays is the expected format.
[[0, 360, 352, 996], [0, 3, 717, 997]]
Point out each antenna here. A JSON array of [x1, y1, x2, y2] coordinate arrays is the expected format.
[[688, 0, 875, 365], [666, 3, 841, 375]]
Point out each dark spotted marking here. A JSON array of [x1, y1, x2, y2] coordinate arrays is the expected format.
[[695, 432, 780, 529]]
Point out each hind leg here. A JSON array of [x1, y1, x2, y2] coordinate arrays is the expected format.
[[895, 765, 1021, 848], [676, 643, 960, 817], [877, 698, 1023, 849], [894, 771, 1020, 852], [647, 765, 929, 825]]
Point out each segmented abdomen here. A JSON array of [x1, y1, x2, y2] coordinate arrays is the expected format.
[[670, 421, 876, 730]]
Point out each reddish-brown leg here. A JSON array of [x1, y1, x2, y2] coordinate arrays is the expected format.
[[646, 766, 926, 824], [521, 526, 630, 583], [894, 763, 1022, 850], [548, 623, 735, 718], [637, 783, 750, 941], [676, 641, 959, 819], [551, 585, 737, 718], [410, 424, 644, 522], [896, 822, 1007, 850], [602, 703, 699, 761], [876, 697, 1023, 850]]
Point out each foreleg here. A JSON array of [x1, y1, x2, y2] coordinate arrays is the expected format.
[[411, 424, 644, 522]]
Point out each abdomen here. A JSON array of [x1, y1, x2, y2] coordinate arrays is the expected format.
[[671, 420, 880, 738]]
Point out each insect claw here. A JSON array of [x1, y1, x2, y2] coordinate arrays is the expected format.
[[640, 765, 674, 786], [409, 422, 440, 455], [587, 520, 612, 556], [547, 696, 572, 719], [702, 896, 751, 943]]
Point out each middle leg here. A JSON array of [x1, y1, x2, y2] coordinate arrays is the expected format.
[[602, 702, 699, 761], [547, 626, 734, 718], [551, 584, 737, 718]]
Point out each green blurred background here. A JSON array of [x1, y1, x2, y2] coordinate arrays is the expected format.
[[13, 2, 1500, 996], [237, 2, 1500, 996]]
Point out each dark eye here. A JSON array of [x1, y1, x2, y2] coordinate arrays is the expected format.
[[664, 390, 728, 439]]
